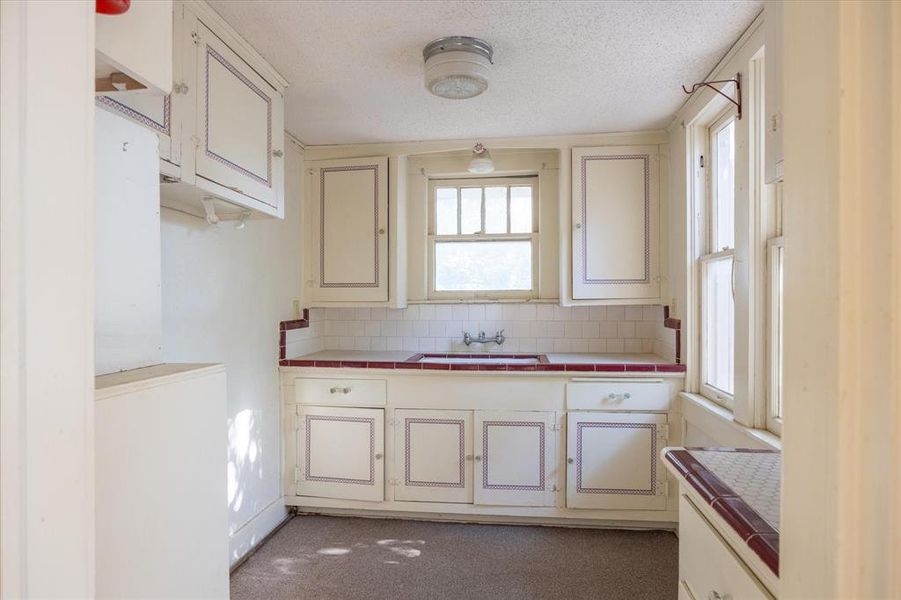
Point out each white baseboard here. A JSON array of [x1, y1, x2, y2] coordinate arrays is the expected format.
[[228, 497, 289, 567]]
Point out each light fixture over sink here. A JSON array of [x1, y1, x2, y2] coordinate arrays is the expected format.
[[423, 36, 493, 99], [468, 143, 495, 174]]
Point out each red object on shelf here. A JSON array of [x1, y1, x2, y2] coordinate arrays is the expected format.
[[96, 0, 130, 15]]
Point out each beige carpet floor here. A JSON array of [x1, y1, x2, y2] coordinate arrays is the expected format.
[[230, 515, 678, 600]]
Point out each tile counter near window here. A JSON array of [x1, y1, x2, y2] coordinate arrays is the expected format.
[[279, 350, 686, 375], [663, 447, 781, 598]]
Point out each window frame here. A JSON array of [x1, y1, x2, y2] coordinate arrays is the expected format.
[[766, 234, 784, 435], [427, 176, 539, 301], [698, 108, 737, 409]]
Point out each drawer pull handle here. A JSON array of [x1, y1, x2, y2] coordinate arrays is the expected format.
[[329, 386, 351, 394], [604, 392, 631, 401]]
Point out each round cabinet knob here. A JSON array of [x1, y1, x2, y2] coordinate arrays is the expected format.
[[607, 393, 616, 399], [375, 453, 383, 460], [574, 223, 582, 230], [474, 455, 482, 462], [624, 393, 631, 399], [567, 458, 575, 464], [465, 454, 474, 461], [378, 228, 386, 234], [272, 149, 284, 158]]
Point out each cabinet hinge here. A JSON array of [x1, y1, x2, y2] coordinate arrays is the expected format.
[[699, 154, 705, 168], [658, 480, 670, 497], [549, 422, 561, 432], [294, 466, 302, 484], [387, 478, 398, 486], [659, 423, 670, 440]]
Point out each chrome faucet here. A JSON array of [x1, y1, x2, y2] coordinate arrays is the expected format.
[[463, 330, 505, 346]]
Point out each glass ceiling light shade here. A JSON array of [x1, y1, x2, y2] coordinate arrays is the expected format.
[[468, 143, 495, 174], [423, 36, 493, 99]]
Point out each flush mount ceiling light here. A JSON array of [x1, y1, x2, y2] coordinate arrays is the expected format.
[[468, 143, 495, 174], [423, 36, 493, 99]]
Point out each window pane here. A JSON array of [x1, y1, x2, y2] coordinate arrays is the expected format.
[[703, 256, 734, 396], [460, 188, 482, 234], [435, 241, 532, 291], [510, 186, 532, 233], [484, 187, 507, 234], [436, 187, 458, 235], [714, 121, 735, 250]]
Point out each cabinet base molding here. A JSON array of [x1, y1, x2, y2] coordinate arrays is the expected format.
[[285, 496, 677, 528]]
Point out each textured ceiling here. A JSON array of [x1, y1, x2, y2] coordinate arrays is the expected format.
[[208, 0, 762, 146]]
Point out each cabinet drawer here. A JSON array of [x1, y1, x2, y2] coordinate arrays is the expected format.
[[566, 379, 668, 411], [294, 377, 386, 407], [679, 495, 772, 600]]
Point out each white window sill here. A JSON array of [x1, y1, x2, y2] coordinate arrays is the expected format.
[[679, 392, 782, 452]]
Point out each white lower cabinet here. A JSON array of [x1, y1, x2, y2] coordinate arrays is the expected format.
[[474, 411, 557, 507], [566, 411, 667, 510], [296, 405, 384, 502], [394, 409, 472, 503], [679, 494, 772, 599]]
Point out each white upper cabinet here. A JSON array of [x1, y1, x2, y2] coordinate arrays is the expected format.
[[96, 1, 287, 219], [571, 145, 660, 300], [310, 156, 390, 302], [96, 0, 173, 95], [193, 21, 284, 211]]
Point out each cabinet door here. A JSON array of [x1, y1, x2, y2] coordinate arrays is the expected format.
[[194, 21, 284, 210], [566, 411, 667, 510], [394, 409, 472, 503], [473, 411, 556, 507], [311, 156, 389, 302], [571, 145, 659, 300], [296, 406, 384, 502], [96, 94, 177, 166]]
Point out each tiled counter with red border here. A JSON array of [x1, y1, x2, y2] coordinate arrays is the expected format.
[[279, 350, 686, 374], [663, 447, 781, 580]]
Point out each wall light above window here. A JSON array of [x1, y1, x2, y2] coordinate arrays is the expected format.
[[468, 143, 495, 174], [423, 36, 493, 100]]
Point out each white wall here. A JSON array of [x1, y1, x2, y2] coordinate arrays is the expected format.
[[160, 139, 304, 565]]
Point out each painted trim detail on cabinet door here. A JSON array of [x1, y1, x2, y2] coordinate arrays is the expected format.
[[404, 418, 465, 488], [96, 94, 171, 136], [304, 415, 375, 485], [575, 422, 657, 495], [204, 45, 272, 187], [482, 421, 546, 491], [578, 154, 651, 285], [319, 164, 380, 288]]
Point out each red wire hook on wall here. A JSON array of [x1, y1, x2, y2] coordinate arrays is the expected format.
[[682, 72, 742, 120]]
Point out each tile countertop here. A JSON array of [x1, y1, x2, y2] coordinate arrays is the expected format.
[[663, 447, 781, 576], [279, 350, 685, 374]]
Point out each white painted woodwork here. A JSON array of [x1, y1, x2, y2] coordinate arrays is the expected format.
[[296, 405, 385, 502], [96, 93, 178, 166], [566, 411, 667, 510], [94, 108, 163, 375], [310, 156, 389, 302], [678, 494, 771, 600], [0, 2, 96, 595], [764, 0, 784, 184], [95, 364, 228, 599], [571, 145, 660, 300], [474, 411, 556, 507], [96, 0, 173, 95], [194, 20, 283, 209], [294, 377, 387, 407], [394, 409, 472, 503], [566, 379, 669, 411]]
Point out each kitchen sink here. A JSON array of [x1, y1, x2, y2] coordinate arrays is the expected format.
[[415, 355, 541, 365]]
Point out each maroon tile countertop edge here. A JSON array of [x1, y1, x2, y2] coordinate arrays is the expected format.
[[279, 356, 686, 373], [665, 449, 779, 576]]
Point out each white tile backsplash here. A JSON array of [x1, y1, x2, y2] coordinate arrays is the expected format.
[[295, 303, 670, 356]]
